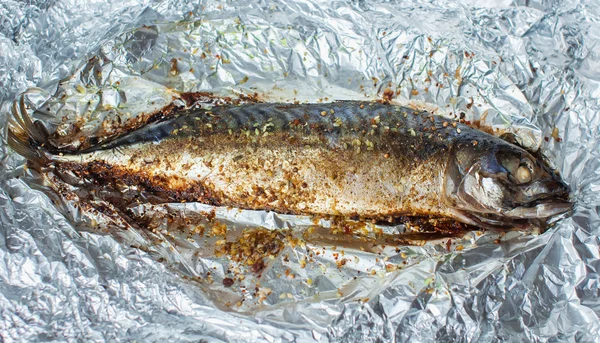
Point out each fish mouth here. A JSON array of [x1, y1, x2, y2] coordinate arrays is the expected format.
[[481, 178, 574, 229], [502, 199, 573, 219], [452, 198, 573, 231], [512, 179, 571, 205]]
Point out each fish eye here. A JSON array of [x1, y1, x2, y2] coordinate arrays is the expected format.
[[515, 165, 532, 183], [513, 157, 535, 184]]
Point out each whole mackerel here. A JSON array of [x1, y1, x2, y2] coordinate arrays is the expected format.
[[8, 98, 572, 231]]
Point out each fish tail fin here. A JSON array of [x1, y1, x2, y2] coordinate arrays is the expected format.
[[7, 91, 53, 165]]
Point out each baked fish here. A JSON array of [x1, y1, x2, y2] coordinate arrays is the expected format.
[[8, 96, 572, 231]]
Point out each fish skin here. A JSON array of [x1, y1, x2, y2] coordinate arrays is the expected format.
[[90, 101, 457, 156], [9, 99, 572, 231], [53, 101, 463, 221]]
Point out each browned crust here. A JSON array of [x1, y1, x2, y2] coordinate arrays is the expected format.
[[55, 161, 225, 205], [54, 158, 475, 237]]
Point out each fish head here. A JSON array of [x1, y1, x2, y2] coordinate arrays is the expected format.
[[444, 134, 572, 230]]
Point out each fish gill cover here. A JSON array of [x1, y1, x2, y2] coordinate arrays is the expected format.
[[0, 0, 599, 342]]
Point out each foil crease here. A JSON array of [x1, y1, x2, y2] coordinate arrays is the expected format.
[[1, 0, 600, 342]]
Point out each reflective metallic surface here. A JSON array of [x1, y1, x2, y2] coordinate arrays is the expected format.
[[1, 0, 599, 342]]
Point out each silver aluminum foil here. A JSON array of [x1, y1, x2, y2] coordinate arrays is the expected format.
[[1, 0, 600, 342]]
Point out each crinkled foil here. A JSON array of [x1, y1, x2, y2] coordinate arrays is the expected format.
[[1, 0, 600, 342]]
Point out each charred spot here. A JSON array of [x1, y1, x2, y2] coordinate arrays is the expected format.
[[222, 277, 234, 287], [251, 259, 265, 274], [378, 216, 475, 235], [55, 160, 224, 206], [87, 136, 100, 146]]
